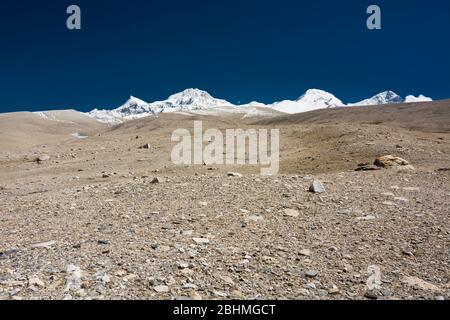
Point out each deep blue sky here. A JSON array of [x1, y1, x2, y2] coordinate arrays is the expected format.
[[1, 0, 449, 112]]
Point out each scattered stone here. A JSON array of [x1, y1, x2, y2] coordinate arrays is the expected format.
[[0, 249, 19, 260], [328, 285, 340, 294], [305, 270, 319, 278], [28, 276, 45, 289], [380, 192, 395, 197], [401, 276, 441, 292], [218, 276, 234, 287], [355, 164, 381, 171], [31, 240, 57, 249], [36, 155, 50, 162], [139, 143, 151, 149], [309, 180, 325, 193], [65, 264, 83, 293], [177, 261, 189, 269], [284, 208, 300, 218], [150, 177, 161, 184], [394, 197, 409, 203], [364, 290, 380, 300], [366, 265, 382, 291], [299, 249, 311, 257], [213, 291, 228, 298], [227, 172, 243, 177], [306, 283, 316, 289], [97, 240, 109, 245], [356, 215, 376, 221], [294, 288, 308, 296], [154, 285, 169, 293], [403, 187, 420, 192], [374, 155, 409, 168], [192, 237, 210, 245], [95, 273, 111, 285], [246, 215, 264, 222]]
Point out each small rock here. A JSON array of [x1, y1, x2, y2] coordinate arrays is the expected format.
[[227, 172, 243, 177], [309, 180, 325, 193], [139, 143, 151, 149], [374, 155, 409, 168], [297, 288, 310, 296], [305, 270, 319, 278], [328, 285, 340, 294], [154, 285, 169, 293], [31, 240, 57, 249], [364, 290, 380, 300], [150, 177, 160, 184], [65, 264, 83, 293], [28, 277, 45, 289], [403, 187, 420, 192], [177, 261, 189, 269], [299, 249, 311, 257], [355, 165, 381, 171], [246, 215, 264, 222], [306, 283, 316, 289], [219, 275, 235, 286], [36, 155, 50, 162], [401, 276, 441, 292], [192, 237, 210, 245], [284, 209, 300, 218]]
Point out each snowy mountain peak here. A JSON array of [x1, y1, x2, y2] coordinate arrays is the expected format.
[[164, 88, 234, 110], [87, 89, 234, 123], [404, 94, 433, 103], [271, 89, 344, 114], [349, 91, 403, 106], [296, 89, 344, 106]]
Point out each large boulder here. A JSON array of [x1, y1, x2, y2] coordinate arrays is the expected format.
[[374, 155, 409, 168]]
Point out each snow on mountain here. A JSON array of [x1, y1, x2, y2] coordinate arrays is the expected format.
[[86, 88, 435, 123], [87, 89, 235, 123], [404, 94, 433, 103], [150, 88, 235, 113], [348, 91, 404, 106], [271, 89, 344, 114], [237, 101, 268, 108]]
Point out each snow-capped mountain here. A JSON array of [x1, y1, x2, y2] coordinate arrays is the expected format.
[[87, 89, 235, 123], [348, 91, 403, 106], [270, 89, 344, 114], [150, 88, 234, 113], [348, 91, 433, 106], [404, 94, 433, 103], [86, 88, 435, 123]]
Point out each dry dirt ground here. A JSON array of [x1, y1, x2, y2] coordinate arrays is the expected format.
[[0, 101, 449, 300]]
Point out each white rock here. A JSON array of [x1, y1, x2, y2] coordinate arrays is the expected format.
[[31, 240, 57, 249], [192, 237, 210, 245], [154, 285, 169, 293], [65, 264, 83, 293], [401, 276, 441, 292], [284, 209, 300, 218]]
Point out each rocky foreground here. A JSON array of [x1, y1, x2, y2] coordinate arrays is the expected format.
[[1, 168, 449, 300]]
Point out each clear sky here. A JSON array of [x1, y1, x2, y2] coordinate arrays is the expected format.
[[1, 0, 449, 112]]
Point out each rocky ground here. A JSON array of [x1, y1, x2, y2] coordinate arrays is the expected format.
[[0, 106, 449, 300]]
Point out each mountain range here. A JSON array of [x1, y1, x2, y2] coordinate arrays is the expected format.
[[87, 88, 433, 123]]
